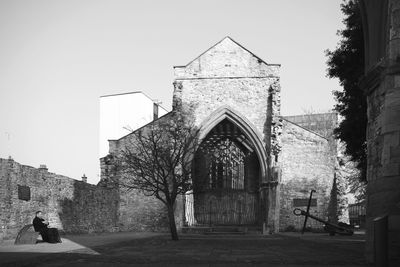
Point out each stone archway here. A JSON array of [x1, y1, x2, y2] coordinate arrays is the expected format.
[[188, 107, 269, 226], [196, 106, 268, 182]]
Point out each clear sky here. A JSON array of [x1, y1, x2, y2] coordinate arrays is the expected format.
[[0, 0, 345, 184]]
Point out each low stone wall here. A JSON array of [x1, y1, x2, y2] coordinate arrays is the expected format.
[[117, 187, 170, 232], [119, 188, 184, 232], [0, 158, 119, 241]]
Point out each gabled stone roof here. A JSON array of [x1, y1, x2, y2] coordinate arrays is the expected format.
[[173, 36, 280, 79]]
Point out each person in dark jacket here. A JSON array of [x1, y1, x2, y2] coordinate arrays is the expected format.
[[33, 211, 49, 241], [32, 211, 61, 243]]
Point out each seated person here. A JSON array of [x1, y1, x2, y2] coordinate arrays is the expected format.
[[32, 211, 61, 243]]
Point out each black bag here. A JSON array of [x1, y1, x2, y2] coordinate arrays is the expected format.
[[46, 228, 62, 243]]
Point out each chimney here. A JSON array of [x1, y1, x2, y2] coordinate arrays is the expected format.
[[153, 102, 159, 120], [39, 164, 48, 171], [81, 174, 87, 183]]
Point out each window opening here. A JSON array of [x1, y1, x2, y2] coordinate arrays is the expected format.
[[202, 138, 246, 190]]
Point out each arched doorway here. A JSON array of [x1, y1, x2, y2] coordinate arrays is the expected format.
[[192, 118, 261, 225]]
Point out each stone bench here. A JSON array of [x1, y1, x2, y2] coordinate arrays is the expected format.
[[14, 224, 39, 245]]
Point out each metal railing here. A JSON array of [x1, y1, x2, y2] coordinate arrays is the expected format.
[[185, 191, 257, 226]]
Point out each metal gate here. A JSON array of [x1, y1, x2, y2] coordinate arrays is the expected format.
[[185, 191, 258, 226]]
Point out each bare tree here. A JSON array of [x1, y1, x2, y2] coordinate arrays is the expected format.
[[112, 111, 198, 240]]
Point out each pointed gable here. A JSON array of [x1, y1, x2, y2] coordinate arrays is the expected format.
[[174, 37, 280, 79]]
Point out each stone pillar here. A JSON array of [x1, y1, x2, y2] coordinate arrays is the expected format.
[[260, 165, 281, 234], [260, 80, 282, 234], [360, 0, 400, 263], [364, 65, 400, 263], [99, 154, 117, 187], [172, 81, 183, 111], [260, 180, 280, 234]]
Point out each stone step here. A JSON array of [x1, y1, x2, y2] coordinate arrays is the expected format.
[[181, 226, 211, 234], [210, 227, 245, 233], [204, 231, 246, 235], [182, 225, 259, 235]]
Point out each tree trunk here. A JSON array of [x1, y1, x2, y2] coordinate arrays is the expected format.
[[167, 203, 179, 240]]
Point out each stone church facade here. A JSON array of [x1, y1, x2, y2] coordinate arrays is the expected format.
[[102, 37, 337, 233], [0, 37, 338, 241]]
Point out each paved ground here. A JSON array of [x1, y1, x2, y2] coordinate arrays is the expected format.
[[0, 232, 371, 266]]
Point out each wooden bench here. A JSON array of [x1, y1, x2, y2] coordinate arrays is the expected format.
[[14, 224, 40, 245]]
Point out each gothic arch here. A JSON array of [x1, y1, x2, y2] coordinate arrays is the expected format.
[[197, 105, 268, 182]]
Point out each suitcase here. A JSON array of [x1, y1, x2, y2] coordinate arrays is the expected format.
[[46, 228, 62, 243]]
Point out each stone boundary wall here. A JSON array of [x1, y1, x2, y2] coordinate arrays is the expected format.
[[279, 119, 336, 231], [361, 0, 400, 261], [102, 114, 184, 233], [0, 158, 119, 241], [282, 113, 338, 138], [116, 186, 175, 232]]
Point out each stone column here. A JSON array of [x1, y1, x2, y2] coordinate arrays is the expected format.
[[360, 0, 400, 262], [260, 180, 280, 234], [260, 80, 282, 234], [364, 63, 400, 263]]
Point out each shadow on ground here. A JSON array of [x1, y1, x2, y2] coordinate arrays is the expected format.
[[0, 232, 371, 267]]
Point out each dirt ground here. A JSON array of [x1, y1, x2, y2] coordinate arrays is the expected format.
[[0, 231, 371, 266]]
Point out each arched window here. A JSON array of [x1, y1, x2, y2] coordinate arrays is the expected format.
[[194, 118, 261, 192], [201, 137, 246, 190]]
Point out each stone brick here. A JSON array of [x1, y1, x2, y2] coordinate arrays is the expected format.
[[173, 38, 280, 79], [389, 36, 400, 60], [382, 123, 400, 133], [390, 145, 400, 160], [362, 1, 400, 263], [383, 162, 400, 176], [385, 89, 400, 107], [384, 131, 400, 148], [171, 37, 283, 231], [392, 7, 400, 27], [0, 158, 119, 240], [279, 119, 335, 231], [100, 37, 337, 234], [117, 186, 169, 232], [367, 189, 400, 214], [382, 145, 392, 165], [389, 215, 400, 230], [383, 107, 400, 125], [394, 75, 400, 88]]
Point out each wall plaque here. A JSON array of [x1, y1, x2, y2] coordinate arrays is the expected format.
[[18, 185, 31, 201], [293, 198, 316, 207]]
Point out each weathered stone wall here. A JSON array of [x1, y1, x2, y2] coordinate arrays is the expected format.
[[0, 158, 119, 241], [104, 114, 184, 232], [174, 77, 278, 134], [173, 37, 279, 79], [172, 37, 282, 231], [283, 113, 338, 138], [279, 119, 336, 231], [173, 37, 280, 145], [116, 187, 170, 232], [101, 37, 339, 234], [360, 0, 400, 262]]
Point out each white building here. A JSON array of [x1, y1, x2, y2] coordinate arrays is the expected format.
[[99, 91, 169, 158]]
